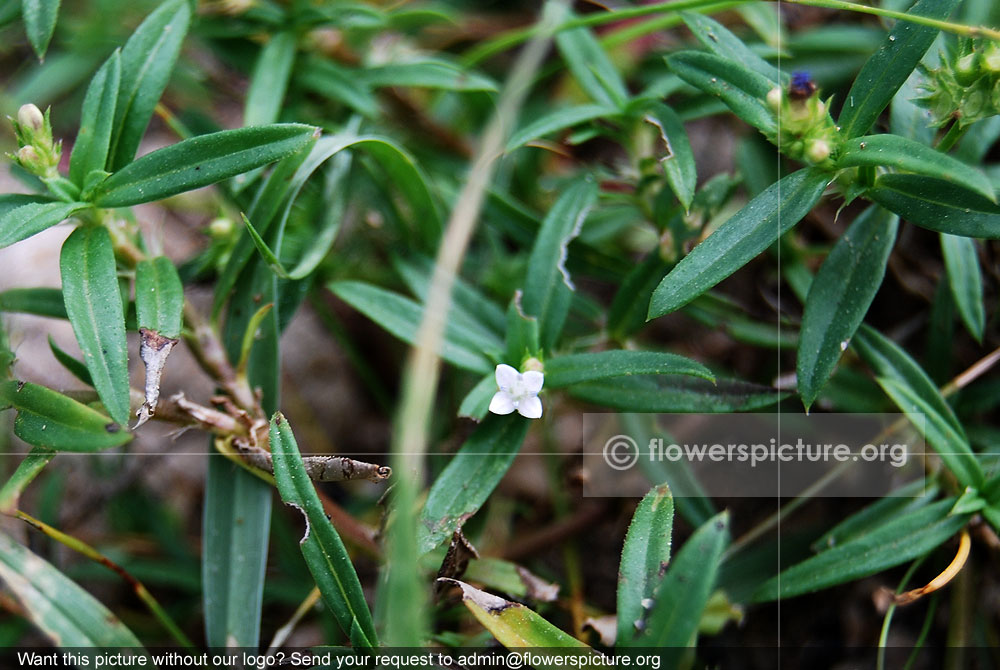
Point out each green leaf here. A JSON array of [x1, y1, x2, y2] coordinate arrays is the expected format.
[[645, 103, 697, 212], [202, 454, 271, 648], [568, 376, 785, 412], [0, 288, 67, 319], [752, 499, 968, 602], [59, 226, 130, 425], [868, 173, 1000, 238], [665, 50, 776, 136], [649, 168, 829, 318], [555, 18, 629, 108], [270, 413, 377, 647], [418, 415, 530, 553], [245, 31, 297, 126], [505, 293, 539, 366], [520, 178, 598, 352], [393, 254, 506, 338], [545, 350, 714, 388], [0, 200, 89, 250], [22, 0, 59, 60], [0, 447, 54, 514], [93, 124, 317, 207], [48, 335, 93, 386], [811, 479, 940, 552], [364, 59, 497, 92], [458, 373, 496, 420], [69, 50, 121, 186], [838, 135, 995, 202], [298, 58, 379, 119], [135, 257, 183, 338], [680, 10, 783, 83], [330, 280, 493, 374], [851, 324, 965, 438], [506, 104, 619, 152], [109, 0, 192, 170], [448, 580, 592, 656], [940, 233, 985, 342], [797, 205, 898, 409], [617, 484, 674, 647], [876, 376, 983, 489], [608, 253, 670, 340], [0, 381, 131, 450], [0, 529, 146, 648], [629, 511, 729, 652], [837, 0, 961, 139]]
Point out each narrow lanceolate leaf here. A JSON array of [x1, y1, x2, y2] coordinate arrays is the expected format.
[[135, 257, 183, 338], [458, 374, 496, 420], [649, 168, 829, 318], [876, 376, 983, 490], [506, 104, 618, 153], [93, 124, 317, 207], [69, 50, 121, 186], [666, 51, 776, 136], [0, 200, 89, 250], [0, 530, 146, 649], [811, 479, 939, 552], [868, 173, 1000, 238], [446, 580, 592, 658], [245, 31, 297, 127], [555, 19, 629, 108], [22, 0, 59, 60], [645, 103, 697, 212], [109, 0, 192, 170], [617, 484, 674, 647], [545, 350, 714, 388], [752, 499, 968, 602], [570, 376, 784, 413], [851, 325, 983, 489], [851, 325, 965, 438], [60, 226, 130, 425], [48, 335, 93, 386], [838, 135, 995, 202], [0, 447, 54, 514], [418, 415, 530, 553], [0, 381, 132, 451], [940, 233, 985, 342], [203, 452, 271, 648], [680, 10, 783, 83], [134, 257, 183, 426], [270, 414, 377, 648], [521, 178, 598, 351], [0, 288, 67, 319], [797, 205, 898, 410], [837, 0, 961, 139], [629, 511, 729, 651], [364, 60, 498, 92], [330, 281, 494, 374]]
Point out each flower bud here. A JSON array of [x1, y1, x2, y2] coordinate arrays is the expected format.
[[766, 87, 783, 111], [17, 104, 44, 132], [805, 139, 831, 163], [17, 145, 40, 164], [209, 217, 234, 236], [522, 357, 544, 373]]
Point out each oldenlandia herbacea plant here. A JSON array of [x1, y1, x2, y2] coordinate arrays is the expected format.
[[0, 0, 998, 664]]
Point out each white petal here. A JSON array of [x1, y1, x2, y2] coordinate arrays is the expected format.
[[521, 370, 544, 394], [517, 395, 543, 419], [495, 364, 519, 391], [489, 391, 516, 415]]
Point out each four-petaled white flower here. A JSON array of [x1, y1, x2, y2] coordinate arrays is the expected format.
[[489, 364, 544, 419]]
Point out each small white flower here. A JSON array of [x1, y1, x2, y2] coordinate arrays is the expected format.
[[489, 363, 544, 419]]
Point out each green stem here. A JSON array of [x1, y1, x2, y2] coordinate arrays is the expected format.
[[13, 510, 197, 650], [876, 555, 927, 670], [936, 121, 969, 153], [902, 593, 939, 670], [464, 0, 999, 65]]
